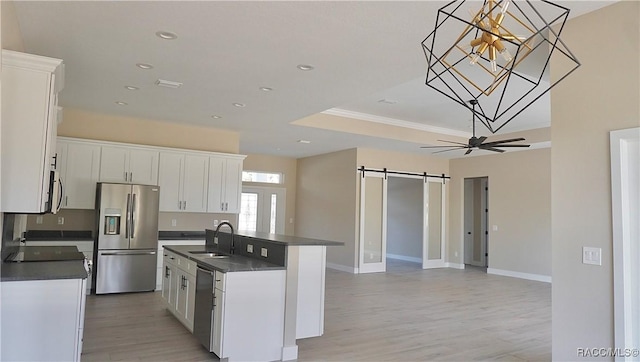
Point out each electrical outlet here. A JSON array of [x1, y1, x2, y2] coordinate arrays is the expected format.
[[214, 237, 218, 244], [57, 217, 64, 225], [454, 251, 458, 257], [171, 219, 177, 227], [247, 244, 254, 253], [36, 216, 43, 224], [261, 248, 268, 257], [213, 219, 219, 227], [492, 225, 498, 231]]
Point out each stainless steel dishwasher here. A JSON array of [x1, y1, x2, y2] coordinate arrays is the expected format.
[[194, 267, 216, 352]]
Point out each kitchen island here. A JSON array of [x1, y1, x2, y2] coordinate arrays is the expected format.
[[163, 229, 343, 361], [1, 246, 88, 362]]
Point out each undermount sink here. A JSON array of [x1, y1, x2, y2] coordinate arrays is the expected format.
[[189, 251, 229, 258]]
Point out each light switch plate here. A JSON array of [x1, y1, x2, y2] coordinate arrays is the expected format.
[[57, 217, 64, 225], [261, 248, 268, 257], [36, 216, 43, 224], [247, 244, 254, 253], [583, 247, 602, 266]]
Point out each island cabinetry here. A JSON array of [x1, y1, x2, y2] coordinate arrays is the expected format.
[[205, 269, 285, 362], [99, 145, 159, 185], [158, 152, 209, 212], [156, 239, 205, 290], [56, 139, 101, 209], [1, 278, 87, 361], [162, 249, 197, 331], [207, 156, 243, 213], [1, 50, 64, 213]]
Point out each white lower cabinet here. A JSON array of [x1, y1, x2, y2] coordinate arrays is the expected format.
[[0, 278, 87, 361], [162, 249, 197, 332], [212, 270, 286, 361], [157, 240, 205, 290]]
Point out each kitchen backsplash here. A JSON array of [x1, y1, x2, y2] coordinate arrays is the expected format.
[[25, 209, 237, 232]]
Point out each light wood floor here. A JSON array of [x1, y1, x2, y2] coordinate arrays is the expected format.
[[82, 260, 550, 361]]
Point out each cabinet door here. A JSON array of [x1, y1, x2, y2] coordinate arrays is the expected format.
[[99, 146, 129, 183], [129, 149, 159, 185], [158, 153, 183, 212], [223, 158, 243, 213], [64, 143, 101, 209], [207, 157, 225, 213], [161, 263, 173, 306], [1, 63, 55, 212], [183, 155, 209, 213], [184, 272, 197, 332], [175, 272, 188, 323]]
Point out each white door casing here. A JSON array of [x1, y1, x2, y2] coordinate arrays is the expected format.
[[611, 127, 640, 361], [423, 177, 446, 269]]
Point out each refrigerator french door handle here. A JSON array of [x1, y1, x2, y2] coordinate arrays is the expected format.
[[100, 251, 157, 256], [126, 193, 131, 239], [131, 193, 137, 238]]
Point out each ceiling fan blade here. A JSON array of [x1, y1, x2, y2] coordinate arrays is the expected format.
[[486, 144, 531, 148], [436, 139, 470, 146], [431, 147, 465, 154], [465, 148, 473, 155], [477, 136, 487, 143], [483, 147, 506, 153], [420, 145, 467, 149], [481, 138, 526, 146]]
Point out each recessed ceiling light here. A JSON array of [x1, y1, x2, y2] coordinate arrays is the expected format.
[[125, 86, 139, 91], [259, 87, 273, 92], [297, 139, 311, 144], [136, 63, 154, 70], [232, 103, 246, 108], [378, 99, 398, 104], [211, 115, 222, 119], [156, 31, 178, 40], [297, 64, 314, 71], [115, 101, 128, 106]]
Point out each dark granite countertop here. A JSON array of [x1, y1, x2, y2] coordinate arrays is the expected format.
[[163, 245, 286, 273], [209, 229, 344, 246], [1, 246, 88, 282], [158, 231, 206, 240]]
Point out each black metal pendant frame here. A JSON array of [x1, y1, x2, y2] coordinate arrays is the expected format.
[[421, 0, 580, 133]]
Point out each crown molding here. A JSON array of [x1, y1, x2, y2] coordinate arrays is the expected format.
[[322, 108, 472, 138]]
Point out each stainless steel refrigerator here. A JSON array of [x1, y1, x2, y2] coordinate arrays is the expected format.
[[95, 183, 159, 294]]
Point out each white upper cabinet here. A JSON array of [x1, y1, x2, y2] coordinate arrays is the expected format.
[[100, 146, 159, 185], [207, 156, 243, 213], [57, 139, 101, 209], [158, 152, 209, 213], [1, 50, 64, 213]]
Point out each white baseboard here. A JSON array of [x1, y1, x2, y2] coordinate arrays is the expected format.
[[445, 262, 465, 269], [281, 345, 298, 361], [487, 268, 552, 283], [387, 253, 422, 264], [326, 262, 357, 274]]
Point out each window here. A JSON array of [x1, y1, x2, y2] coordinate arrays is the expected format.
[[242, 171, 282, 184]]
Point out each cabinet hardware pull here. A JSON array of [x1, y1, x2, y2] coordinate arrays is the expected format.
[[184, 201, 187, 209], [65, 196, 68, 206], [165, 266, 170, 277], [130, 172, 133, 182], [124, 172, 127, 181]]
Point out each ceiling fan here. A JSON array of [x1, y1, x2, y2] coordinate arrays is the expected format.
[[421, 100, 530, 155]]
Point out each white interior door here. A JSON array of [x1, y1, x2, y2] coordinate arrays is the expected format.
[[359, 173, 387, 273], [239, 186, 285, 234], [611, 127, 640, 361], [423, 178, 446, 269]]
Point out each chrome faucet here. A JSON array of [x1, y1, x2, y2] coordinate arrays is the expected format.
[[214, 222, 235, 254]]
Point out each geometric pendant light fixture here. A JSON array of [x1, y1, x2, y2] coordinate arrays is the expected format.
[[421, 0, 580, 133]]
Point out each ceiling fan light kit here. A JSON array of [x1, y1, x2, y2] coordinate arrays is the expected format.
[[421, 0, 580, 133]]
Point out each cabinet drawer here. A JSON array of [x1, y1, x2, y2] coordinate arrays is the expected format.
[[183, 258, 197, 276], [164, 250, 178, 265], [215, 272, 226, 291]]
